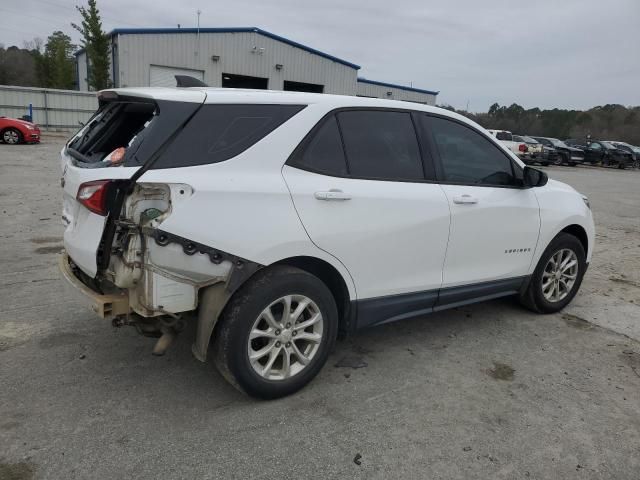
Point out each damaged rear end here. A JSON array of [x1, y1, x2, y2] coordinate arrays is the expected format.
[[59, 88, 256, 356]]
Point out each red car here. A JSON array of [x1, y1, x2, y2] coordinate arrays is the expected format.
[[0, 116, 41, 144]]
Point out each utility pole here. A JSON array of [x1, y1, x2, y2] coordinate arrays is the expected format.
[[196, 10, 202, 57]]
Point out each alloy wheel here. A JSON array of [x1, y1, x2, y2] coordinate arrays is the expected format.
[[3, 129, 19, 144], [248, 294, 324, 380], [541, 248, 579, 302]]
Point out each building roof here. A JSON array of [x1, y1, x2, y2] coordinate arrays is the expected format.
[[76, 27, 360, 70], [357, 77, 439, 96]]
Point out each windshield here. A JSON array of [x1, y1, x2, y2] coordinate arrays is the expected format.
[[550, 138, 569, 148], [601, 141, 617, 150]]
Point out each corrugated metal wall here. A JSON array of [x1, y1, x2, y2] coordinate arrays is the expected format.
[[116, 31, 358, 94], [357, 81, 437, 105], [0, 85, 97, 130]]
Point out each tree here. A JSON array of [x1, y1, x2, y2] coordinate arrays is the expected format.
[[72, 0, 110, 90], [0, 45, 39, 86], [39, 31, 76, 89]]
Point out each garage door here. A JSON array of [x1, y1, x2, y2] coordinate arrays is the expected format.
[[149, 65, 205, 87]]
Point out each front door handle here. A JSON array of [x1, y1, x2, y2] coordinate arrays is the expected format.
[[452, 194, 478, 205], [314, 190, 352, 201]]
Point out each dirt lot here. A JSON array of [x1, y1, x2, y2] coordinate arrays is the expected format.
[[1, 138, 639, 480]]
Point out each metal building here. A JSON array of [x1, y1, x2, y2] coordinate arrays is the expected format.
[[357, 78, 438, 105], [75, 27, 437, 104]]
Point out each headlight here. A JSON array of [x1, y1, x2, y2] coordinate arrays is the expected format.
[[581, 195, 591, 210], [26, 124, 35, 130]]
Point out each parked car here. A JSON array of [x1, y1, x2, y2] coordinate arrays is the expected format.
[[0, 116, 41, 144], [530, 137, 585, 166], [608, 141, 640, 169], [513, 135, 555, 166], [486, 129, 531, 162], [565, 139, 633, 169], [59, 87, 594, 398]]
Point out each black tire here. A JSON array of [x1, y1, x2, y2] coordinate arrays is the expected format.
[[568, 162, 577, 167], [553, 155, 563, 166], [519, 233, 586, 314], [213, 265, 338, 399], [1, 128, 23, 145], [541, 161, 550, 167]]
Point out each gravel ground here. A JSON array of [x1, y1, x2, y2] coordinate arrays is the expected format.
[[1, 138, 639, 480]]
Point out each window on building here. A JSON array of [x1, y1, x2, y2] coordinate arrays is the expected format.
[[284, 80, 324, 93], [222, 73, 268, 89]]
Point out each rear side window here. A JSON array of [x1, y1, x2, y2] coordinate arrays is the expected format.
[[294, 116, 347, 175], [151, 104, 305, 169], [337, 110, 424, 181], [424, 115, 516, 186], [495, 131, 512, 141]]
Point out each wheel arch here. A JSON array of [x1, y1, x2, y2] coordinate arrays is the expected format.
[[560, 224, 588, 256], [273, 255, 354, 334]]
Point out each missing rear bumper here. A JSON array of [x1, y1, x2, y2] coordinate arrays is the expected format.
[[58, 252, 131, 320]]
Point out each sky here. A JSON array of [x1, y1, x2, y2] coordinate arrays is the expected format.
[[1, 0, 639, 112]]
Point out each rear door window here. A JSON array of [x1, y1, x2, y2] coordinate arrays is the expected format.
[[336, 110, 424, 181]]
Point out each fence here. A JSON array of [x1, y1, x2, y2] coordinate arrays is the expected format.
[[0, 85, 98, 131]]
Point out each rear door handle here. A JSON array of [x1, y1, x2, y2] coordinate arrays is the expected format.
[[314, 190, 352, 201], [452, 194, 478, 205]]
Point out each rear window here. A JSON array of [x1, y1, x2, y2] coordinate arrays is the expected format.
[[495, 131, 512, 141], [150, 104, 305, 169], [68, 101, 157, 164]]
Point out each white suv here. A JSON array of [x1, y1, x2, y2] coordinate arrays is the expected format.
[[60, 87, 594, 398]]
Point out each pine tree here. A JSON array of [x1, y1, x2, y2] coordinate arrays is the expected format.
[[40, 31, 76, 89], [72, 0, 110, 90]]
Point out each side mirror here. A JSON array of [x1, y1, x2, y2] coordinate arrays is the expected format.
[[523, 166, 548, 187]]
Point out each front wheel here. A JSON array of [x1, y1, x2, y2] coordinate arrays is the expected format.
[[2, 128, 22, 144], [519, 233, 586, 314], [213, 265, 338, 399]]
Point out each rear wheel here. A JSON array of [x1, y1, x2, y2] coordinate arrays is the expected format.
[[2, 128, 22, 144], [519, 233, 586, 314], [213, 265, 338, 399]]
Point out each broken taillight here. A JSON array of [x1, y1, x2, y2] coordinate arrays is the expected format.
[[518, 144, 528, 152], [77, 180, 111, 215]]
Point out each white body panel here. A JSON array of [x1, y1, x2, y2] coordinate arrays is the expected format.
[[533, 179, 594, 264], [282, 166, 450, 299], [439, 185, 540, 287]]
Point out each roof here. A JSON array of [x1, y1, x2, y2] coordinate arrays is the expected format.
[[357, 77, 439, 96], [76, 27, 360, 69], [99, 86, 451, 114]]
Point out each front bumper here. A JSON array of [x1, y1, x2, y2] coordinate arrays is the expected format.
[[58, 252, 130, 320]]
